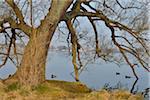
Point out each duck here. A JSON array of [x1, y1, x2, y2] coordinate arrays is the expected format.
[[116, 72, 120, 75], [125, 75, 132, 79], [51, 74, 56, 78]]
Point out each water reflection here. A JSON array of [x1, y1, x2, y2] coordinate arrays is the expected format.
[[142, 88, 150, 99], [101, 80, 138, 92], [101, 79, 149, 99]]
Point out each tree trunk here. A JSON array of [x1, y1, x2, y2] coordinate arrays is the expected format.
[[13, 0, 72, 86], [17, 29, 53, 86]]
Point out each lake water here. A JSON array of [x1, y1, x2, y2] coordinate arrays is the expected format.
[[46, 51, 149, 93], [0, 51, 149, 94]]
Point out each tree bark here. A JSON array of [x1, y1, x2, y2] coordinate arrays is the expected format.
[[13, 0, 72, 86], [17, 28, 53, 86]]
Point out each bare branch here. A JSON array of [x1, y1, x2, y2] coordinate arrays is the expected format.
[[0, 28, 15, 68], [115, 0, 141, 9], [5, 0, 32, 36], [6, 0, 24, 23], [0, 18, 31, 36]]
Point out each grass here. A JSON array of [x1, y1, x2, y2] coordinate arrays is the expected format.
[[5, 82, 20, 92], [32, 84, 50, 94], [0, 80, 144, 100]]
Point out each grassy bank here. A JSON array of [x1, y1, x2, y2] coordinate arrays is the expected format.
[[0, 80, 144, 100]]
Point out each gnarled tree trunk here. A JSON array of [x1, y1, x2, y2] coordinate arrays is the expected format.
[[17, 28, 54, 86], [14, 0, 72, 86]]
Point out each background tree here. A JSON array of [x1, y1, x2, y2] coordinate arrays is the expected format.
[[0, 0, 149, 86]]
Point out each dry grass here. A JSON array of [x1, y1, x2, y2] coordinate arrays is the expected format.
[[0, 80, 144, 100]]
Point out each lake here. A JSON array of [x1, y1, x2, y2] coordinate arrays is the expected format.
[[0, 51, 149, 94], [46, 51, 149, 93]]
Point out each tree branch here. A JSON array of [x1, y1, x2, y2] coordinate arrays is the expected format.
[[1, 18, 31, 37], [39, 0, 72, 30], [6, 0, 24, 23], [66, 20, 80, 81], [5, 0, 31, 36]]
